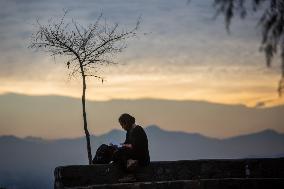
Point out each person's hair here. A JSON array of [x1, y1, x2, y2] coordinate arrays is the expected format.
[[119, 113, 135, 127]]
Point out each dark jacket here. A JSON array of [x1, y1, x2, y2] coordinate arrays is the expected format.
[[124, 125, 150, 166]]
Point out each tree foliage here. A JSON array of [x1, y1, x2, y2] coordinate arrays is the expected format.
[[30, 12, 139, 80], [214, 0, 284, 95]]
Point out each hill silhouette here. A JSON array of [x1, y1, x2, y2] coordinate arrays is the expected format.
[[0, 126, 284, 189]]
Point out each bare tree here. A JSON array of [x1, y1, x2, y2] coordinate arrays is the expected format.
[[213, 0, 284, 96], [30, 12, 139, 164]]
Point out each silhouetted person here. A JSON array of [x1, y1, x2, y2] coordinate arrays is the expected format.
[[113, 113, 150, 172]]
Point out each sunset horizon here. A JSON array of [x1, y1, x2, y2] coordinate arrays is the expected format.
[[1, 0, 284, 109], [1, 1, 284, 188]]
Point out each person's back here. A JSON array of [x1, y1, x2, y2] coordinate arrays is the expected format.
[[125, 125, 150, 166]]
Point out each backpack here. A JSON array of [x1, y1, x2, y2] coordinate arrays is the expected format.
[[92, 144, 117, 164]]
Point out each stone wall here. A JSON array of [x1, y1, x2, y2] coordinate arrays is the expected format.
[[54, 158, 284, 189]]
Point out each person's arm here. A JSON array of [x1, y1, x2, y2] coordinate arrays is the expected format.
[[123, 127, 147, 150], [121, 130, 133, 148], [131, 127, 147, 152], [123, 131, 130, 144], [122, 143, 133, 148], [122, 128, 142, 149]]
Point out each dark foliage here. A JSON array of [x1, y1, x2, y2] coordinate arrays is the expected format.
[[214, 0, 284, 95]]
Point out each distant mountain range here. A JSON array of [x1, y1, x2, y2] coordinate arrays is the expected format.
[[0, 126, 284, 189]]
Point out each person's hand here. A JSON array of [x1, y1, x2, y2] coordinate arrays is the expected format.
[[122, 144, 132, 149]]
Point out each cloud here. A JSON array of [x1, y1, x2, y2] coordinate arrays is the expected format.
[[0, 0, 282, 106]]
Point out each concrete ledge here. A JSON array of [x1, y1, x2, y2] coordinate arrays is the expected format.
[[68, 178, 284, 189], [54, 158, 284, 188]]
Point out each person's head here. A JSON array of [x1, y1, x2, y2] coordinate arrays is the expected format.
[[119, 113, 135, 131]]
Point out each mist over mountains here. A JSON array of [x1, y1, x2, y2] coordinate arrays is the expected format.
[[0, 126, 284, 189], [0, 93, 284, 138], [0, 93, 284, 188]]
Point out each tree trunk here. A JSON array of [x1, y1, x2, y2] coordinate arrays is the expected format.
[[82, 74, 93, 165]]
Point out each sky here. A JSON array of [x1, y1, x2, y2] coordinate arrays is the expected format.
[[0, 0, 284, 108]]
